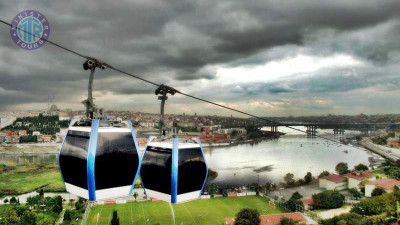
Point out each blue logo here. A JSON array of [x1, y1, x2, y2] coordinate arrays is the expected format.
[[10, 10, 50, 50]]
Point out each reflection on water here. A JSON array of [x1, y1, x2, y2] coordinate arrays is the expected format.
[[204, 127, 370, 187], [0, 154, 58, 165]]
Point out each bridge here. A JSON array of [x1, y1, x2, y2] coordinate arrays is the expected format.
[[265, 122, 400, 137]]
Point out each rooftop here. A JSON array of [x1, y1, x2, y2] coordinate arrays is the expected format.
[[367, 178, 400, 189], [301, 198, 314, 205], [342, 171, 373, 180], [321, 174, 347, 183]]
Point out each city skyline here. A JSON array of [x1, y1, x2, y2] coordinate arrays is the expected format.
[[1, 0, 400, 116]]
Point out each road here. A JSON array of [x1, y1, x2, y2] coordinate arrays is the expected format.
[[359, 138, 400, 162]]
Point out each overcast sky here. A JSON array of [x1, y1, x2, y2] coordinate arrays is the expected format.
[[0, 0, 400, 117]]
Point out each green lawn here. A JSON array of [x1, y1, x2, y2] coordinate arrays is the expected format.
[[88, 201, 173, 225], [88, 196, 285, 225], [0, 164, 65, 194]]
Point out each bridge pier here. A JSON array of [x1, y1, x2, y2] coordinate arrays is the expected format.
[[271, 125, 278, 132], [306, 125, 317, 138], [333, 128, 345, 135]]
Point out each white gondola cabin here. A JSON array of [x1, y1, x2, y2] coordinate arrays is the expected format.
[[58, 119, 140, 201]]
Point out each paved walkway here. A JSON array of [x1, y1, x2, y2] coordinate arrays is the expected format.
[[316, 205, 352, 219]]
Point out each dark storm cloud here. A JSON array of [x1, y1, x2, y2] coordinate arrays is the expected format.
[[0, 0, 400, 113]]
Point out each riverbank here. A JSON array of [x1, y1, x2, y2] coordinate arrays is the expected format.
[[202, 135, 282, 149], [358, 138, 399, 162], [0, 143, 59, 154], [0, 164, 65, 195]]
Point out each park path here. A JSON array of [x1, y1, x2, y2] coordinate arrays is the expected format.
[[56, 208, 66, 225], [316, 205, 352, 219]]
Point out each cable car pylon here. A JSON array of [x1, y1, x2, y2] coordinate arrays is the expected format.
[[155, 84, 177, 136]]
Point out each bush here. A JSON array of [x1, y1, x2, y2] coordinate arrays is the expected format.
[[348, 188, 362, 199], [320, 213, 363, 225], [280, 217, 295, 225], [351, 195, 387, 216], [312, 190, 345, 209], [371, 187, 385, 197], [235, 208, 260, 225]]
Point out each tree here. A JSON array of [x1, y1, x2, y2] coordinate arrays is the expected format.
[[354, 163, 369, 171], [110, 210, 120, 225], [69, 209, 81, 221], [209, 183, 219, 197], [235, 208, 260, 225], [291, 191, 302, 200], [133, 192, 138, 201], [39, 189, 44, 197], [312, 190, 345, 209], [284, 173, 295, 186], [75, 197, 86, 212], [280, 217, 295, 225], [4, 208, 19, 225], [64, 209, 71, 222], [371, 187, 385, 197], [318, 171, 330, 178], [21, 211, 36, 225], [3, 198, 8, 204], [304, 172, 312, 184], [335, 162, 350, 175], [286, 198, 304, 212], [53, 203, 62, 214]]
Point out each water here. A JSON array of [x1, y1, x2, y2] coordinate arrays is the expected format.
[[0, 153, 58, 165], [0, 127, 372, 189], [204, 126, 371, 187]]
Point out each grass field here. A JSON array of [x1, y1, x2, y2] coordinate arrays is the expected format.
[[0, 164, 65, 194], [87, 196, 285, 225]]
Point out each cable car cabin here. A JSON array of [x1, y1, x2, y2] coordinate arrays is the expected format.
[[58, 119, 140, 201], [140, 137, 208, 203]]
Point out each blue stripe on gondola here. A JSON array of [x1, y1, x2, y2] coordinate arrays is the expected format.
[[171, 137, 179, 203], [197, 137, 208, 197], [128, 120, 142, 195], [87, 119, 99, 201]]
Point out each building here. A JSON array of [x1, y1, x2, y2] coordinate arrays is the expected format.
[[42, 135, 52, 143], [226, 212, 306, 225], [387, 137, 400, 147], [342, 171, 375, 190], [365, 178, 400, 197], [220, 128, 247, 135], [18, 130, 27, 136], [301, 198, 314, 210], [319, 174, 347, 190]]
